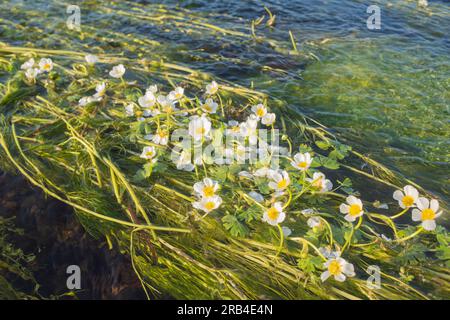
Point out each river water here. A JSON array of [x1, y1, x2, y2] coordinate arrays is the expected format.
[[2, 0, 449, 203]]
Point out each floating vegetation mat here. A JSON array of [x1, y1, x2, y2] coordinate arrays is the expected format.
[[0, 0, 449, 299]]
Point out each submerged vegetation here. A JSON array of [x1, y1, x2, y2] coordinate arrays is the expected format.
[[0, 0, 448, 299]]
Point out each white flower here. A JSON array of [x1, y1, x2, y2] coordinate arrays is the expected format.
[[248, 191, 264, 203], [193, 178, 219, 198], [306, 172, 333, 192], [261, 113, 276, 126], [412, 198, 442, 231], [168, 87, 184, 101], [307, 217, 321, 228], [193, 195, 222, 213], [140, 146, 157, 162], [205, 81, 219, 95], [93, 82, 106, 99], [262, 202, 285, 226], [85, 54, 99, 64], [188, 115, 211, 142], [321, 257, 355, 282], [201, 98, 218, 114], [158, 95, 178, 113], [174, 150, 194, 171], [145, 129, 169, 146], [291, 152, 313, 171], [21, 58, 35, 70], [251, 103, 267, 119], [25, 68, 40, 81], [146, 85, 158, 94], [393, 185, 419, 209], [268, 170, 290, 191], [38, 58, 53, 72], [109, 64, 125, 78], [138, 91, 156, 109], [339, 195, 364, 222], [125, 105, 145, 121]]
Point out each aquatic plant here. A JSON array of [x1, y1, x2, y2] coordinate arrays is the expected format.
[[0, 47, 448, 299]]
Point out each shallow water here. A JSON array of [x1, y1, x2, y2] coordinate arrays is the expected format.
[[2, 0, 449, 200]]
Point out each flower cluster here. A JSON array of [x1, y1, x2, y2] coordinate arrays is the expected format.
[[19, 55, 445, 286], [393, 185, 442, 231], [193, 178, 222, 214], [20, 57, 53, 82]]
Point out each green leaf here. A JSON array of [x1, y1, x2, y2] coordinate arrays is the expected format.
[[297, 255, 323, 273], [315, 141, 330, 150], [393, 243, 428, 266], [238, 205, 261, 223], [322, 157, 340, 170], [152, 161, 167, 174], [222, 215, 249, 237], [211, 166, 228, 182]]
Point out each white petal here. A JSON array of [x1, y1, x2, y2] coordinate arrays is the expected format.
[[343, 263, 355, 277], [339, 204, 349, 214], [344, 214, 356, 222], [193, 183, 204, 195], [320, 271, 331, 282], [422, 220, 436, 231], [416, 197, 429, 210], [393, 190, 404, 201], [268, 181, 278, 190], [334, 273, 346, 282], [277, 212, 286, 224], [430, 199, 439, 212], [347, 195, 358, 205], [411, 209, 421, 221]]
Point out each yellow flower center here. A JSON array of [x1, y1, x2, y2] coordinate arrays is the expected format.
[[328, 260, 342, 276], [297, 161, 308, 169], [203, 104, 212, 112], [196, 127, 206, 135], [43, 63, 51, 70], [158, 130, 168, 138], [421, 208, 435, 221], [203, 186, 215, 197], [256, 108, 265, 117], [349, 204, 362, 217], [204, 201, 216, 211], [146, 151, 154, 158], [135, 111, 143, 117], [277, 179, 288, 189], [402, 195, 414, 207], [312, 178, 322, 188], [267, 207, 279, 221]]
